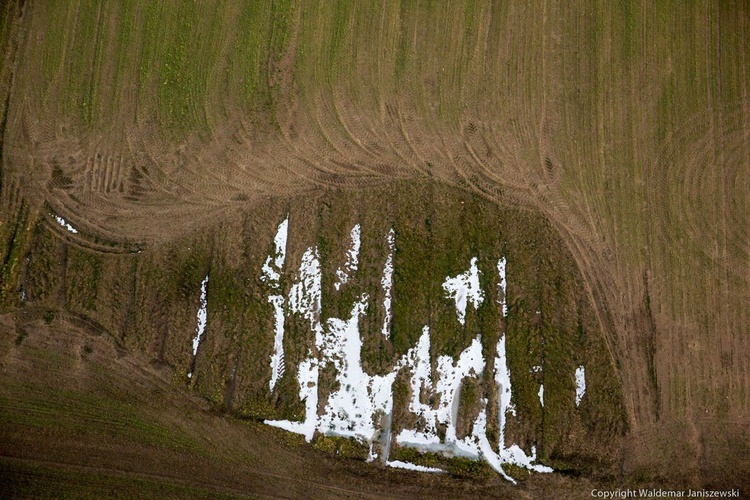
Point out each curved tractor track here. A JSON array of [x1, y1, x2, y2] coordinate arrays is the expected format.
[[2, 0, 750, 489]]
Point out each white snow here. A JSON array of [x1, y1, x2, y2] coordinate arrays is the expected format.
[[497, 258, 507, 317], [494, 333, 552, 474], [265, 356, 320, 442], [538, 384, 544, 407], [261, 218, 289, 283], [268, 294, 286, 391], [394, 327, 439, 446], [288, 248, 323, 335], [334, 224, 361, 290], [435, 336, 485, 444], [53, 215, 78, 234], [469, 404, 516, 483], [380, 228, 395, 337], [386, 460, 444, 473], [317, 295, 397, 443], [267, 270, 396, 448], [264, 219, 290, 391], [495, 333, 514, 445], [261, 229, 554, 482], [442, 257, 484, 325], [191, 276, 209, 356], [395, 333, 486, 459], [575, 365, 586, 407], [273, 218, 289, 267], [265, 245, 324, 442], [500, 443, 553, 473]]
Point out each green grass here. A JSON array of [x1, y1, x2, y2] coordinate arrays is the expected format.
[[0, 385, 202, 453], [0, 460, 246, 500], [0, 200, 29, 307], [66, 246, 102, 312], [24, 0, 300, 138]]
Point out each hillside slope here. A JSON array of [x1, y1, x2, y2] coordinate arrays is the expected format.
[[1, 0, 749, 494]]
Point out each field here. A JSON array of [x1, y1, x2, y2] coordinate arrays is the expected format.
[[1, 0, 749, 496]]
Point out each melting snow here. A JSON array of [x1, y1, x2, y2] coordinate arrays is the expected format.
[[53, 215, 78, 234], [318, 295, 397, 442], [386, 460, 444, 473], [334, 224, 361, 290], [494, 333, 552, 475], [263, 219, 290, 391], [435, 336, 485, 446], [262, 228, 553, 483], [261, 218, 288, 283], [442, 257, 484, 325], [380, 228, 395, 337], [538, 384, 544, 407], [395, 333, 486, 459], [268, 295, 286, 391], [267, 259, 395, 448], [575, 365, 586, 407], [192, 276, 208, 356], [495, 333, 514, 447], [265, 356, 320, 442], [265, 245, 324, 442], [468, 403, 516, 483], [394, 327, 438, 447], [497, 258, 507, 317], [289, 248, 323, 335]]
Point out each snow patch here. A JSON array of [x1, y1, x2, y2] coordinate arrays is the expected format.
[[318, 295, 397, 443], [334, 224, 361, 290], [494, 333, 551, 474], [380, 228, 395, 337], [394, 327, 439, 446], [263, 219, 290, 391], [261, 218, 289, 283], [469, 404, 516, 483], [265, 245, 324, 442], [395, 332, 486, 459], [497, 258, 507, 317], [265, 356, 319, 442], [442, 257, 484, 325], [268, 294, 286, 391], [192, 276, 209, 356], [386, 460, 444, 473], [495, 333, 513, 445], [261, 230, 553, 482], [538, 384, 544, 407], [288, 248, 323, 336], [435, 336, 485, 444], [575, 365, 586, 407], [53, 215, 78, 234]]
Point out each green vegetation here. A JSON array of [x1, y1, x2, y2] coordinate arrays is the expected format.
[[313, 435, 369, 461], [0, 200, 30, 307], [0, 383, 202, 453], [0, 460, 247, 500]]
